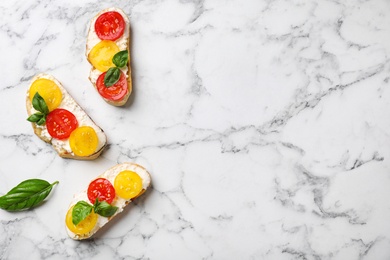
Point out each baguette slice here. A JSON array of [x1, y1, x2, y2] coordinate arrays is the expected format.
[[86, 7, 132, 106], [65, 162, 152, 240], [26, 73, 107, 160]]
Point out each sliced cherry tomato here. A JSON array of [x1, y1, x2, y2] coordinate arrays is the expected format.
[[87, 178, 115, 204], [96, 70, 128, 101], [29, 78, 62, 111], [88, 40, 120, 72], [114, 170, 143, 200], [66, 205, 98, 235], [95, 11, 125, 41], [69, 126, 99, 157], [46, 108, 78, 140]]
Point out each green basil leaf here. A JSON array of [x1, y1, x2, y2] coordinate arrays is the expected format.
[[27, 113, 44, 123], [93, 198, 100, 208], [37, 116, 46, 126], [72, 201, 93, 225], [112, 50, 129, 68], [94, 200, 118, 218], [32, 92, 49, 115], [0, 179, 59, 211], [104, 67, 121, 87]]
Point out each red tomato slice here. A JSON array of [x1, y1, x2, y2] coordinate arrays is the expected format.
[[87, 178, 116, 204], [95, 11, 125, 41], [96, 70, 128, 101], [46, 108, 78, 140]]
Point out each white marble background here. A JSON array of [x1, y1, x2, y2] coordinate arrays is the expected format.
[[0, 0, 390, 259]]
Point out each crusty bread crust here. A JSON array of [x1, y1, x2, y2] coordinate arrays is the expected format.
[[66, 162, 152, 240], [86, 8, 132, 106], [26, 74, 107, 160]]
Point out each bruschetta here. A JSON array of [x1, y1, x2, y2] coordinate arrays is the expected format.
[[26, 73, 107, 160], [65, 163, 151, 240], [86, 8, 132, 106]]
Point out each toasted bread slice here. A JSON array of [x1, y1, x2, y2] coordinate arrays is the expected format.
[[26, 73, 107, 160], [65, 162, 152, 240], [86, 7, 132, 106]]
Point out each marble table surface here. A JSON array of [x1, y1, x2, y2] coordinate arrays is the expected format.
[[1, 0, 390, 259]]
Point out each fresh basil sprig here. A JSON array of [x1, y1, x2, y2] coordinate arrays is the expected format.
[[0, 179, 59, 211], [27, 92, 49, 125], [72, 198, 118, 225], [104, 50, 128, 87]]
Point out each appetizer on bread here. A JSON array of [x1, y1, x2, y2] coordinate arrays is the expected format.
[[26, 73, 107, 160], [86, 8, 132, 106], [65, 163, 151, 240]]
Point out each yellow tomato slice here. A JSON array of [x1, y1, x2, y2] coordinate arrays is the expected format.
[[69, 126, 98, 157], [29, 78, 62, 111], [114, 170, 143, 200], [88, 40, 119, 72], [65, 205, 98, 235]]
